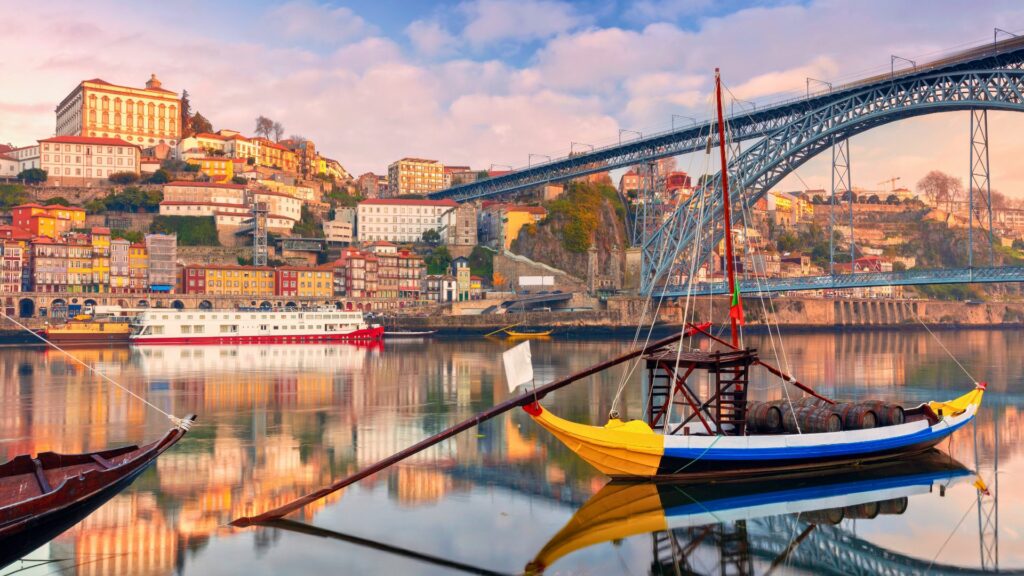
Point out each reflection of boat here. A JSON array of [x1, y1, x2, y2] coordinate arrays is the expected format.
[[0, 416, 195, 568], [134, 342, 377, 377], [130, 308, 383, 344], [44, 308, 133, 344], [527, 451, 971, 574], [384, 330, 437, 338]]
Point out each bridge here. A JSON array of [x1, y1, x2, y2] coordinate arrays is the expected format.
[[428, 33, 1024, 297]]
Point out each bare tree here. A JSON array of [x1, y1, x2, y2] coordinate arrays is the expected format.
[[272, 121, 284, 142], [989, 189, 1008, 210], [917, 170, 962, 211], [255, 115, 274, 139], [288, 134, 307, 143]]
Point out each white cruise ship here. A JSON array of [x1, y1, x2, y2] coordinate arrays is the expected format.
[[129, 308, 383, 345]]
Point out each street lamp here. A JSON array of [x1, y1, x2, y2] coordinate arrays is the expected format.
[[994, 27, 1020, 54], [488, 163, 512, 173], [570, 142, 594, 155], [618, 129, 642, 144], [671, 114, 696, 131], [890, 55, 916, 77], [528, 153, 551, 167], [730, 98, 755, 117]]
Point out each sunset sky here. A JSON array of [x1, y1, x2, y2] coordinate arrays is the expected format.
[[5, 0, 1024, 193]]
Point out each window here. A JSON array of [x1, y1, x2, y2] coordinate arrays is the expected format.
[[194, 325, 205, 334], [181, 325, 192, 334]]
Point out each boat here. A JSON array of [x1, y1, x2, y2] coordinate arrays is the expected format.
[[129, 308, 384, 345], [43, 307, 134, 344], [513, 68, 987, 480], [526, 450, 975, 574], [504, 328, 553, 338], [0, 415, 195, 568], [384, 330, 438, 338]]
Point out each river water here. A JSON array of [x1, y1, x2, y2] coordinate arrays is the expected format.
[[0, 330, 1020, 575]]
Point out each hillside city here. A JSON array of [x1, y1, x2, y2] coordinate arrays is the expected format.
[[2, 73, 1022, 318]]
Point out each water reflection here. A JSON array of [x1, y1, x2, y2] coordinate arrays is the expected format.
[[0, 330, 1020, 574]]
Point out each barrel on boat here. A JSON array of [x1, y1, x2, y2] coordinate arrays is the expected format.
[[802, 507, 845, 525], [795, 396, 830, 408], [843, 501, 881, 520], [832, 403, 877, 430], [859, 400, 905, 426], [878, 497, 909, 515], [783, 406, 842, 434], [747, 401, 783, 433]]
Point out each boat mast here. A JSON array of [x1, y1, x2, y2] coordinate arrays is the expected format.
[[714, 68, 741, 347]]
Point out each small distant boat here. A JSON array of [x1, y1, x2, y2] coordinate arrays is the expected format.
[[0, 415, 195, 568], [504, 329, 553, 338], [384, 330, 437, 338]]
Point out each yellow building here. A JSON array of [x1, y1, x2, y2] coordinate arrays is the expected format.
[[129, 243, 149, 292], [90, 227, 111, 291], [202, 265, 275, 296], [387, 157, 445, 197], [495, 205, 547, 249], [66, 235, 93, 292], [187, 157, 234, 183], [54, 74, 181, 148], [12, 203, 87, 238], [297, 269, 333, 298]]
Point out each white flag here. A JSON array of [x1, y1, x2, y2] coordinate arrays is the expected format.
[[502, 341, 534, 392]]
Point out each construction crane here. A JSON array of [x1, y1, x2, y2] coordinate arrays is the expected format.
[[877, 176, 901, 191]]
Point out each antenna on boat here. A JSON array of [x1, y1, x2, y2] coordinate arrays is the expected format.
[[0, 310, 192, 431]]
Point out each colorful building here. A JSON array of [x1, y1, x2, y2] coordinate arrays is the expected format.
[[110, 238, 130, 291], [356, 198, 458, 244], [145, 233, 177, 292], [387, 158, 445, 197], [128, 243, 149, 292], [12, 203, 87, 238], [186, 157, 234, 183], [184, 265, 275, 296], [0, 241, 25, 293], [274, 267, 333, 298], [54, 75, 181, 148]]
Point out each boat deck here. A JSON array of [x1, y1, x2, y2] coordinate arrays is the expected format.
[[644, 347, 758, 369], [0, 445, 143, 507]]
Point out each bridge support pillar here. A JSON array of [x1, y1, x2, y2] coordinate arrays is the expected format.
[[969, 109, 995, 267], [830, 138, 853, 274]]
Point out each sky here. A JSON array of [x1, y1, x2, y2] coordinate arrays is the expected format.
[[4, 0, 1024, 194]]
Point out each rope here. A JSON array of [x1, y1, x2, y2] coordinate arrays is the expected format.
[[670, 434, 722, 474], [907, 299, 977, 383], [926, 496, 977, 572], [1, 311, 191, 430]]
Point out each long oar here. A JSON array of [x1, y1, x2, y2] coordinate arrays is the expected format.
[[231, 329, 696, 527]]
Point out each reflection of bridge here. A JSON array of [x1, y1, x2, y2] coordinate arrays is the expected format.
[[429, 35, 1024, 297]]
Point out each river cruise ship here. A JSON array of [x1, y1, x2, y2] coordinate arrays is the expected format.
[[129, 308, 383, 345]]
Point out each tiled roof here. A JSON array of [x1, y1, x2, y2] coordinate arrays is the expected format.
[[165, 181, 246, 189], [359, 198, 457, 207], [39, 135, 137, 147]]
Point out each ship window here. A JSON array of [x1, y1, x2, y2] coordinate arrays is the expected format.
[[152, 326, 164, 335], [236, 315, 241, 320], [273, 325, 279, 330], [194, 325, 204, 333], [259, 325, 268, 331], [199, 315, 206, 319], [181, 325, 191, 334], [220, 325, 237, 333], [162, 315, 169, 320], [187, 315, 193, 319]]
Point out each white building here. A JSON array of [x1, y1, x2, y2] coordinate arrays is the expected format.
[[7, 145, 40, 172], [0, 154, 17, 179], [39, 136, 140, 186], [159, 181, 298, 233], [356, 198, 458, 244], [323, 218, 354, 243]]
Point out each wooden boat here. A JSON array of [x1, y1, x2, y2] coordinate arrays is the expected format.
[[504, 329, 553, 338], [526, 451, 974, 574], [0, 415, 195, 567], [516, 68, 987, 480]]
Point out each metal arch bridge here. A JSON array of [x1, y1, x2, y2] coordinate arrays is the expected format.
[[661, 265, 1024, 297], [426, 35, 1024, 297]]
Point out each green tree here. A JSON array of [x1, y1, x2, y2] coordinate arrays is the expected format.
[[17, 168, 47, 184], [44, 196, 71, 206], [108, 171, 139, 184], [425, 246, 452, 274], [191, 111, 213, 134], [231, 176, 247, 185], [421, 228, 442, 247], [147, 169, 170, 184], [292, 205, 324, 238], [468, 246, 494, 280], [150, 215, 219, 245], [0, 184, 29, 209], [111, 228, 144, 243], [180, 89, 193, 136]]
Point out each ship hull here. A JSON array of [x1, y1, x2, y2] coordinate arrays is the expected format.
[[131, 325, 384, 345]]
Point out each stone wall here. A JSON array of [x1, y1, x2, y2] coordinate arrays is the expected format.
[[85, 212, 156, 233], [493, 250, 586, 292]]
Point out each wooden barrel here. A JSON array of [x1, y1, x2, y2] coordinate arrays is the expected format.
[[795, 396, 829, 408], [833, 403, 877, 430], [843, 501, 881, 519], [783, 406, 842, 434], [878, 497, 909, 515], [802, 507, 844, 525], [747, 401, 783, 434], [859, 400, 905, 426]]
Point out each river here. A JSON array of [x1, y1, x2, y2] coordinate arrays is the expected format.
[[0, 329, 1020, 575]]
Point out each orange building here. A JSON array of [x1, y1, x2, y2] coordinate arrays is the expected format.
[[11, 203, 86, 238], [252, 138, 298, 174]]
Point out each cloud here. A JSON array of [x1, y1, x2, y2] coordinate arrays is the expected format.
[[459, 0, 583, 47], [264, 0, 372, 45], [628, 0, 713, 23], [406, 20, 459, 58], [728, 56, 839, 101]]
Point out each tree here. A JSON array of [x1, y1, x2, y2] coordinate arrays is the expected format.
[[108, 171, 139, 184], [231, 176, 247, 185], [0, 184, 29, 209], [421, 228, 442, 247], [272, 121, 284, 142], [191, 111, 213, 135], [425, 246, 452, 274], [45, 196, 71, 206], [180, 89, 193, 136], [885, 194, 900, 205], [147, 169, 170, 184], [917, 170, 963, 211], [255, 115, 274, 139], [288, 134, 307, 143], [17, 168, 47, 184], [990, 189, 1009, 209]]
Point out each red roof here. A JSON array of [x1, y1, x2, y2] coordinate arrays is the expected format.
[[12, 203, 45, 210], [0, 145, 13, 154], [44, 204, 85, 211], [165, 181, 246, 189], [360, 198, 457, 207], [367, 240, 396, 247], [91, 227, 111, 234], [82, 77, 177, 95], [161, 201, 247, 209], [192, 132, 227, 141], [39, 135, 138, 148], [0, 154, 14, 162]]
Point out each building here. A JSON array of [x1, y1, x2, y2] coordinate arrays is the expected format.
[[7, 145, 40, 172], [387, 158, 444, 197], [0, 241, 24, 293], [65, 233, 93, 292], [356, 198, 458, 244], [280, 139, 317, 180], [29, 237, 68, 292], [323, 217, 354, 244], [182, 264, 275, 296], [90, 227, 111, 291], [357, 173, 383, 198], [443, 165, 475, 188], [110, 238, 130, 292], [178, 132, 228, 158], [422, 274, 457, 302], [252, 138, 298, 174], [128, 243, 148, 292], [321, 158, 349, 181], [145, 234, 177, 292], [618, 169, 645, 199], [55, 75, 181, 149], [185, 157, 234, 183], [0, 153, 18, 179], [480, 203, 547, 249], [38, 136, 140, 186], [452, 257, 470, 301], [12, 203, 87, 238], [273, 267, 333, 298], [328, 249, 378, 298], [449, 203, 477, 246]]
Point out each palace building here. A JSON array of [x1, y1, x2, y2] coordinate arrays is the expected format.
[[55, 74, 182, 149]]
